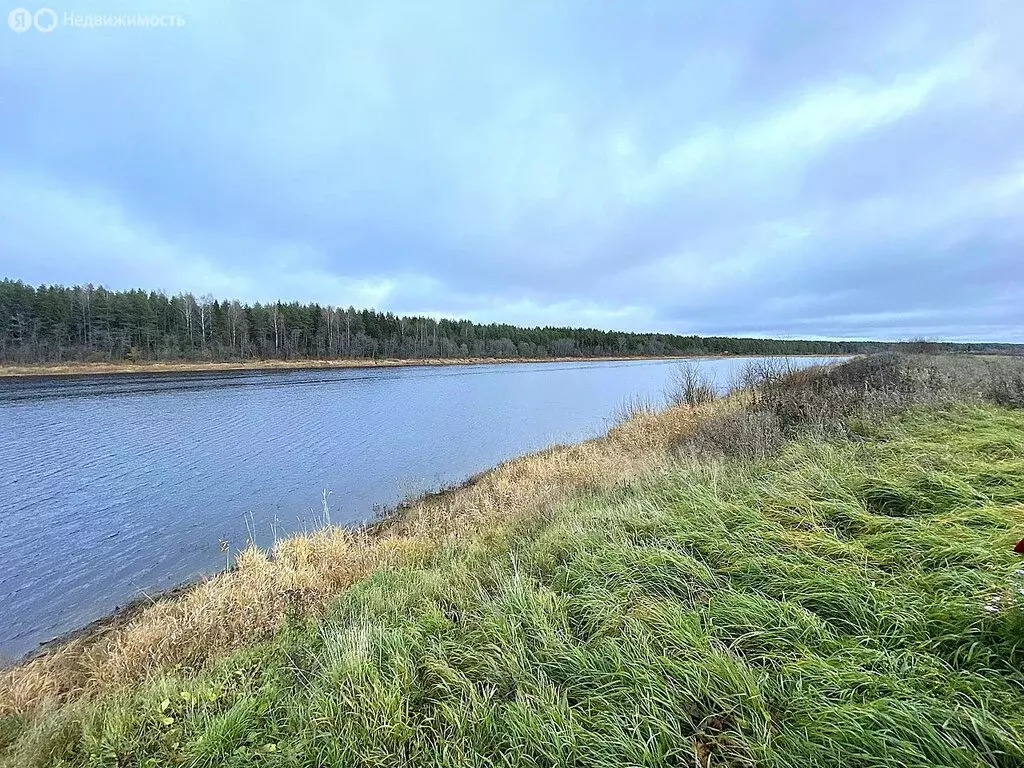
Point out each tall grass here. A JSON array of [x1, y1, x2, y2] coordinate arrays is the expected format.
[[2, 354, 1024, 766]]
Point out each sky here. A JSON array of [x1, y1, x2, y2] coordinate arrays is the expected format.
[[1, 1, 1022, 341]]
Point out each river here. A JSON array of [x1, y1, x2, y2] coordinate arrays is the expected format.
[[0, 356, 838, 660]]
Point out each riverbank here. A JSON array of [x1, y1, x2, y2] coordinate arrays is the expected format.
[[2, 354, 1023, 766], [0, 353, 843, 379]]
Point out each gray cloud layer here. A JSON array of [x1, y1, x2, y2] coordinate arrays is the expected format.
[[2, 0, 1022, 340]]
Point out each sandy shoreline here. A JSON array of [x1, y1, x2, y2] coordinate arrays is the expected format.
[[0, 353, 848, 379], [0, 355, 689, 379]]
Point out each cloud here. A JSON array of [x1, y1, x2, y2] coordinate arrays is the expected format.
[[1, 0, 1021, 340]]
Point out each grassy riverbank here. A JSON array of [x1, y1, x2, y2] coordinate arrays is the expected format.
[[2, 354, 1023, 766]]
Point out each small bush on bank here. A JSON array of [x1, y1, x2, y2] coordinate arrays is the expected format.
[[682, 408, 784, 461], [666, 362, 718, 407], [987, 363, 1024, 408]]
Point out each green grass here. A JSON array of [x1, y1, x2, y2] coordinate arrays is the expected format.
[[6, 404, 1024, 767]]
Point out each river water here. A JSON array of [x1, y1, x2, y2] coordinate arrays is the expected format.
[[0, 356, 838, 660]]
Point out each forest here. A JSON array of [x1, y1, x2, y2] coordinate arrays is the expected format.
[[0, 279, 1013, 364]]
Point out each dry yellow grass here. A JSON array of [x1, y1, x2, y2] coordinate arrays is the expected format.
[[0, 396, 734, 718]]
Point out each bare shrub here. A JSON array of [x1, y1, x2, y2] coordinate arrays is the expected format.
[[667, 363, 717, 407], [985, 362, 1024, 408], [682, 408, 784, 460], [732, 357, 800, 394]]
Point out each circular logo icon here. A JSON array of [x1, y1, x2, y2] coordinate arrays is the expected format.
[[8, 7, 33, 32], [34, 7, 57, 32]]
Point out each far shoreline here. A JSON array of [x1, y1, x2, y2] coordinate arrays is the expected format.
[[0, 353, 847, 380]]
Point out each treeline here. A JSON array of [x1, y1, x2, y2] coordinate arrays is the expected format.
[[0, 279, 1014, 364]]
